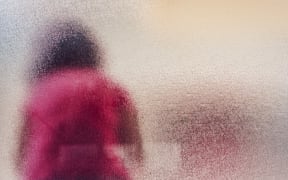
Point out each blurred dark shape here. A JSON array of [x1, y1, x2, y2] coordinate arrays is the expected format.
[[31, 19, 102, 80]]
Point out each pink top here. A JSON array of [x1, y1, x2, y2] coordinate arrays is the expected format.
[[23, 68, 132, 180]]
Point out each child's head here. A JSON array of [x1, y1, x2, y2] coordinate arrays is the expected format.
[[31, 19, 102, 79]]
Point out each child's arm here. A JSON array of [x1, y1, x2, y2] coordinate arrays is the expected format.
[[16, 115, 31, 171], [117, 93, 143, 164]]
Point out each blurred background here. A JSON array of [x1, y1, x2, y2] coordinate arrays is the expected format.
[[1, 0, 288, 179]]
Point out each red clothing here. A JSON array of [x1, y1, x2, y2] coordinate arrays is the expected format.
[[22, 68, 131, 180]]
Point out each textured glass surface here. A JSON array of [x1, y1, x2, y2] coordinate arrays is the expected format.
[[1, 1, 288, 179]]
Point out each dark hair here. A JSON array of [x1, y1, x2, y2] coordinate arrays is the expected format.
[[31, 20, 102, 79]]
